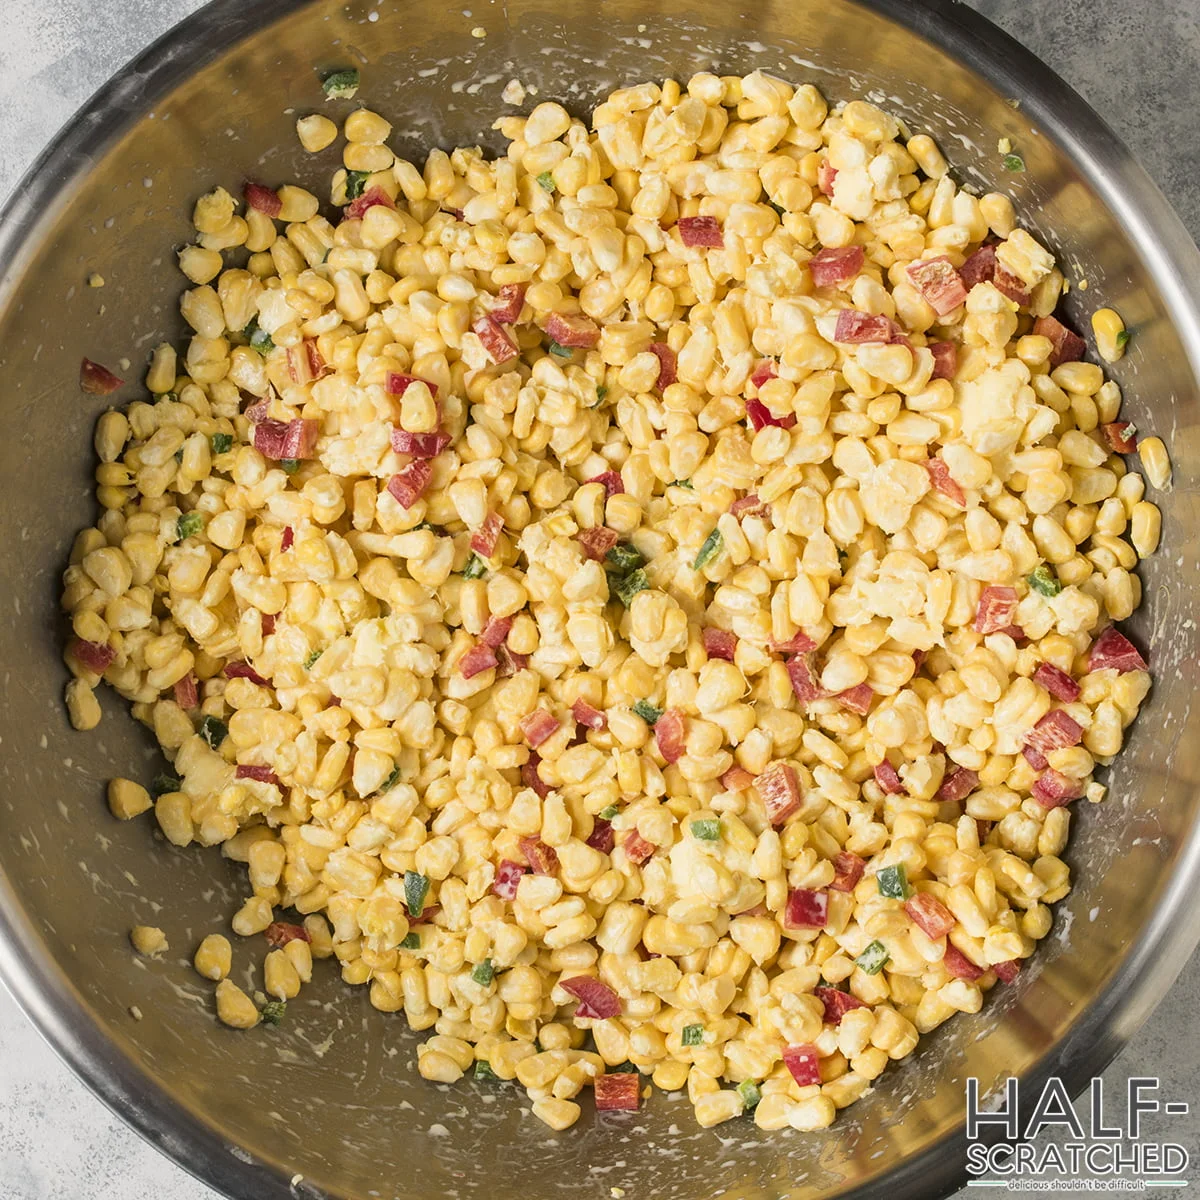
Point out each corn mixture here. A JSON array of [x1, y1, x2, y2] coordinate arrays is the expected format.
[[62, 71, 1167, 1133]]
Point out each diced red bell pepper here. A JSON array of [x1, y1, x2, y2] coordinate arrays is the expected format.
[[929, 341, 958, 381], [836, 683, 874, 715], [623, 830, 656, 865], [80, 357, 124, 394], [243, 398, 270, 424], [520, 753, 550, 798], [771, 630, 818, 654], [493, 859, 526, 900], [783, 1043, 822, 1087], [254, 418, 319, 461], [545, 311, 601, 348], [479, 616, 512, 648], [1022, 744, 1049, 772], [787, 655, 826, 704], [390, 428, 451, 458], [585, 818, 615, 854], [873, 759, 905, 795], [173, 672, 199, 710], [459, 644, 499, 679], [938, 765, 979, 803], [942, 944, 984, 981], [905, 893, 956, 939], [906, 256, 968, 316], [648, 342, 677, 388], [519, 834, 559, 875], [1031, 768, 1084, 809], [958, 244, 997, 290], [817, 159, 837, 196], [1088, 625, 1148, 673], [730, 493, 767, 518], [224, 661, 269, 686], [1026, 709, 1083, 759], [720, 765, 756, 792], [264, 921, 310, 948], [702, 627, 738, 661], [809, 245, 864, 288], [472, 314, 519, 363], [814, 985, 866, 1024], [577, 526, 620, 561], [279, 525, 294, 553], [993, 265, 1030, 305], [244, 182, 282, 217], [495, 646, 528, 677], [345, 185, 395, 221], [386, 372, 438, 398], [925, 457, 966, 506], [1101, 422, 1138, 454], [470, 512, 504, 557], [386, 460, 433, 508], [994, 959, 1022, 984], [588, 470, 625, 497], [489, 283, 527, 325], [830, 851, 866, 893], [1033, 662, 1081, 702], [560, 975, 621, 1019], [236, 764, 279, 785], [746, 398, 797, 431], [677, 215, 724, 248], [520, 708, 561, 747], [784, 887, 829, 929], [749, 359, 778, 391], [834, 310, 898, 344], [655, 709, 686, 763], [757, 762, 801, 826], [593, 1072, 640, 1111], [974, 585, 1019, 634], [572, 698, 607, 730], [1033, 315, 1087, 367], [70, 638, 116, 674]]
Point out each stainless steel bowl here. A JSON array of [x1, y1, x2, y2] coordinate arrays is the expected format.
[[2, 1, 1199, 1197]]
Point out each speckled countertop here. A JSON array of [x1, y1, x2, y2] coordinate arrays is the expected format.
[[1, 2, 1198, 1197]]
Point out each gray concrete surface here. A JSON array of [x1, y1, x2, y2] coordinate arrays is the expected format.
[[1, 1, 1198, 1197]]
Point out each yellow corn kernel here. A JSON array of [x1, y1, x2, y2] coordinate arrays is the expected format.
[[1090, 307, 1127, 363]]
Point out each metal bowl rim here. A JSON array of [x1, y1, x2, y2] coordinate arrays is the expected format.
[[2, 1, 1199, 1197]]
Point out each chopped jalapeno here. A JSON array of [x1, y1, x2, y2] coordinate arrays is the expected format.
[[404, 870, 431, 917], [210, 432, 233, 455], [303, 649, 323, 669], [279, 458, 301, 475], [690, 819, 721, 841], [174, 447, 185, 463], [462, 554, 487, 579], [176, 512, 204, 541], [344, 169, 371, 200], [769, 201, 785, 217], [244, 318, 274, 355], [474, 1060, 500, 1081], [681, 1023, 705, 1046], [471, 958, 495, 986], [876, 863, 911, 900], [669, 479, 694, 489], [548, 340, 572, 358], [322, 68, 360, 100], [1003, 153, 1025, 173], [1116, 329, 1131, 348], [855, 939, 890, 975], [400, 932, 421, 950], [1027, 564, 1062, 597], [693, 528, 723, 570], [260, 1000, 287, 1026], [380, 764, 401, 792], [151, 773, 182, 797], [633, 700, 662, 725], [605, 543, 644, 573], [199, 715, 228, 749], [595, 384, 609, 403], [611, 567, 648, 607], [737, 1080, 762, 1110], [536, 171, 555, 192], [598, 804, 619, 821]]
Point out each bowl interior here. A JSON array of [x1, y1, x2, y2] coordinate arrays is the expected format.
[[2, 1, 1200, 1198]]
